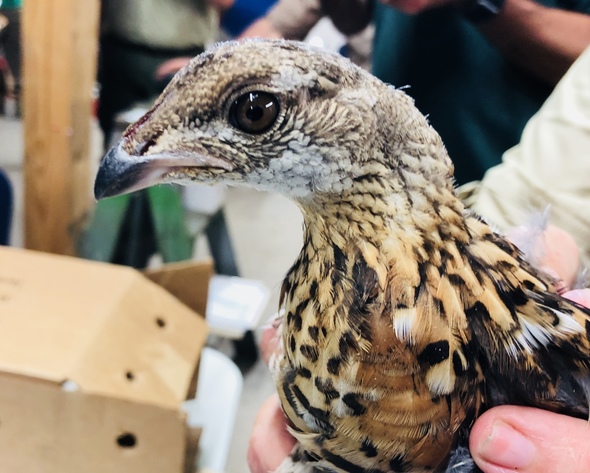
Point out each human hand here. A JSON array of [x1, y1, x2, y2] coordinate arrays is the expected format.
[[248, 323, 295, 473], [248, 394, 296, 473], [470, 404, 590, 473], [207, 0, 235, 12], [470, 224, 590, 473], [507, 224, 581, 292], [154, 57, 193, 82]]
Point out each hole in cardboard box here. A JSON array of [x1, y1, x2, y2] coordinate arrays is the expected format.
[[125, 371, 135, 381], [116, 433, 137, 448], [155, 317, 166, 328]]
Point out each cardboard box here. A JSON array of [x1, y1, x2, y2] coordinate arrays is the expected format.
[[0, 246, 211, 473], [144, 260, 212, 318], [146, 264, 270, 339]]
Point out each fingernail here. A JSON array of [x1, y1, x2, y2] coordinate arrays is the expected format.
[[479, 420, 535, 469]]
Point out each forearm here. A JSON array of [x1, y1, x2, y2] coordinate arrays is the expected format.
[[478, 0, 590, 85], [240, 0, 373, 41], [262, 0, 322, 40]]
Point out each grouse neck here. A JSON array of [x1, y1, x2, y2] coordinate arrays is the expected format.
[[297, 181, 468, 251]]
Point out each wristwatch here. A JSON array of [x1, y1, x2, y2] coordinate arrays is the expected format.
[[462, 0, 506, 23]]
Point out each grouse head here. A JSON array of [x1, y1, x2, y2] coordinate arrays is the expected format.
[[95, 39, 454, 204]]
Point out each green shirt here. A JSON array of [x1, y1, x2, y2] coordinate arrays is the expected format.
[[372, 3, 590, 184]]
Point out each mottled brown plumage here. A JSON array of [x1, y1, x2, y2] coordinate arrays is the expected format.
[[94, 39, 590, 473]]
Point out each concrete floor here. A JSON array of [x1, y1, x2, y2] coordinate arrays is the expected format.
[[0, 116, 303, 473]]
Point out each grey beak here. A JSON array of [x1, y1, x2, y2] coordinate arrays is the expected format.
[[94, 144, 153, 199], [94, 141, 234, 200]]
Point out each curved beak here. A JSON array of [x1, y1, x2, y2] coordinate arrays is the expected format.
[[94, 141, 233, 200]]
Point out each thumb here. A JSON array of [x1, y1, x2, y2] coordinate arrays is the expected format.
[[470, 405, 590, 473]]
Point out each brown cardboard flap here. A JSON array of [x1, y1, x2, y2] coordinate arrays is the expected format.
[[144, 259, 213, 318], [0, 246, 207, 407]]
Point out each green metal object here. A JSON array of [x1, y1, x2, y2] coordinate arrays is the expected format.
[[78, 185, 193, 265], [147, 186, 193, 263], [77, 193, 131, 262]]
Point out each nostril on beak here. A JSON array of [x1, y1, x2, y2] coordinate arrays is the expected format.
[[136, 139, 157, 156]]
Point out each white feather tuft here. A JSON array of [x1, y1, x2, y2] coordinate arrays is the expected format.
[[445, 446, 476, 473]]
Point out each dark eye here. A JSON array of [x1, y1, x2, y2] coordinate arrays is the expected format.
[[229, 91, 280, 134]]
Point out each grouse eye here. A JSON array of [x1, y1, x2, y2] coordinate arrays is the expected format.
[[229, 91, 280, 134]]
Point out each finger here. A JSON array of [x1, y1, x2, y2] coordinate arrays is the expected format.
[[379, 0, 436, 13], [260, 325, 279, 366], [564, 289, 590, 307], [539, 225, 580, 290], [470, 405, 590, 473], [248, 395, 296, 473], [506, 224, 580, 290], [154, 57, 191, 80]]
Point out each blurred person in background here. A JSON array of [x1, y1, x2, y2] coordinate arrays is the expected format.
[[98, 0, 263, 372], [98, 0, 219, 148], [155, 0, 278, 81], [0, 169, 12, 245], [0, 0, 19, 244], [241, 0, 590, 185], [212, 0, 276, 37], [240, 0, 375, 70], [0, 0, 21, 115]]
